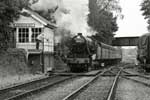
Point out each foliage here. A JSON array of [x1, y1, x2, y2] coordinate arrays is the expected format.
[[96, 0, 121, 13], [88, 0, 121, 44], [0, 0, 31, 49], [141, 0, 150, 31], [0, 0, 31, 31]]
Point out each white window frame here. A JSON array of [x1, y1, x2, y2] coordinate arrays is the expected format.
[[18, 28, 29, 43], [31, 28, 43, 42]]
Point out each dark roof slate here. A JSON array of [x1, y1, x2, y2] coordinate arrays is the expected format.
[[22, 8, 57, 29]]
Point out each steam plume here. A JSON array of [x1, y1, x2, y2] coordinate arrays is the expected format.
[[59, 0, 92, 36], [31, 0, 94, 44]]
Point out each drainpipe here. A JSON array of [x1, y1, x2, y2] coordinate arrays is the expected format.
[[42, 32, 45, 73]]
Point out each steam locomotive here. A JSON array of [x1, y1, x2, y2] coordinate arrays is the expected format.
[[137, 33, 150, 72], [67, 33, 122, 72]]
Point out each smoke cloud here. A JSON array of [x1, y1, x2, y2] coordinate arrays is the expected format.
[[59, 0, 92, 36], [31, 0, 69, 23], [32, 0, 93, 36], [31, 0, 58, 11]]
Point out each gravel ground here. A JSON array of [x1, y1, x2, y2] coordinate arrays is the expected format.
[[74, 77, 114, 100], [21, 77, 91, 100], [125, 68, 142, 74], [0, 74, 44, 89], [115, 78, 150, 100]]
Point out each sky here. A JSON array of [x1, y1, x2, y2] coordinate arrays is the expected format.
[[115, 0, 148, 37], [61, 0, 149, 37]]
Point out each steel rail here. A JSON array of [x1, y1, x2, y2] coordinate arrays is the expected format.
[[108, 67, 142, 77], [106, 69, 121, 100], [5, 76, 77, 100], [62, 68, 114, 100], [122, 76, 150, 88], [113, 69, 150, 88], [0, 75, 57, 93], [111, 68, 150, 88], [122, 70, 150, 79], [55, 70, 102, 77]]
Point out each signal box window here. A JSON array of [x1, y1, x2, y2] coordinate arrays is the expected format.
[[32, 28, 42, 42], [18, 28, 29, 43]]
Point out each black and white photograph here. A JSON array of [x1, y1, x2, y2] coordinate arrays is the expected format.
[[0, 0, 150, 100]]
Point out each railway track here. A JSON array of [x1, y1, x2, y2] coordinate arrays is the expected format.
[[3, 64, 149, 100], [0, 66, 114, 100], [122, 70, 150, 78], [108, 67, 150, 88], [61, 66, 150, 100], [17, 65, 150, 100], [62, 65, 150, 100], [0, 75, 76, 100], [114, 69, 150, 100], [62, 67, 122, 100], [106, 70, 121, 100]]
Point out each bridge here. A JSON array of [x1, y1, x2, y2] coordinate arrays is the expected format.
[[112, 36, 139, 46]]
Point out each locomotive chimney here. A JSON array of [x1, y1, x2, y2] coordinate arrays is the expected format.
[[78, 33, 82, 36]]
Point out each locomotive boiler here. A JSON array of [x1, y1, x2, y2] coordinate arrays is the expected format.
[[67, 33, 122, 72]]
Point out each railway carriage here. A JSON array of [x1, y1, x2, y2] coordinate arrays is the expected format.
[[95, 43, 122, 66], [137, 33, 150, 72], [67, 33, 122, 72]]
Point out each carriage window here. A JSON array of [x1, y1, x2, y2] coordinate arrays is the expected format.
[[31, 28, 42, 42], [18, 28, 29, 43]]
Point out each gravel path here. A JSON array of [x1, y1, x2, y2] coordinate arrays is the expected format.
[[73, 77, 114, 100], [115, 78, 150, 100], [21, 77, 91, 100]]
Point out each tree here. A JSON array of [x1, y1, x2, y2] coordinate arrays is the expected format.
[[0, 0, 31, 49], [88, 0, 121, 44], [141, 0, 150, 31]]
